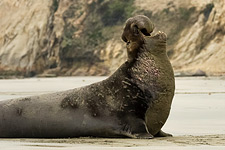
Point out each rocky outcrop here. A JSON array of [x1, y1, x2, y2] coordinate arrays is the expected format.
[[0, 0, 56, 77], [171, 0, 225, 76], [135, 0, 225, 76], [0, 0, 224, 77]]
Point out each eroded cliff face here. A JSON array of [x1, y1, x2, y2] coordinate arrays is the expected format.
[[0, 0, 55, 76], [171, 0, 225, 75], [135, 0, 225, 75], [0, 0, 224, 77], [51, 0, 132, 76]]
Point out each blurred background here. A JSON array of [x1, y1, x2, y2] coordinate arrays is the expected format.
[[0, 0, 224, 78]]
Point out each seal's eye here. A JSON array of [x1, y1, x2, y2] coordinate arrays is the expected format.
[[141, 28, 151, 36]]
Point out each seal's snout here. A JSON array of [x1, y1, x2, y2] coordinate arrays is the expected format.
[[121, 15, 155, 62], [122, 15, 154, 44], [134, 15, 154, 37]]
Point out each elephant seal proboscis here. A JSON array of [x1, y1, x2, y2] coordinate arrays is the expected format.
[[0, 15, 175, 138]]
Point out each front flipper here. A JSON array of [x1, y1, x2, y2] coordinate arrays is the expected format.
[[154, 130, 172, 137], [120, 117, 153, 139], [118, 127, 153, 139], [134, 133, 153, 139]]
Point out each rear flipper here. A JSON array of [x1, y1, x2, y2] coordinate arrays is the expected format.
[[154, 130, 172, 137]]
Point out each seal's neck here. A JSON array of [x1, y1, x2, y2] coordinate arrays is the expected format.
[[129, 37, 173, 100]]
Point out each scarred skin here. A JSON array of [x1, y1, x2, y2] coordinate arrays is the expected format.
[[130, 32, 175, 136], [0, 15, 174, 138]]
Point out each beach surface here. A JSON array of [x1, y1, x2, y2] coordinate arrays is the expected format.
[[0, 76, 225, 149]]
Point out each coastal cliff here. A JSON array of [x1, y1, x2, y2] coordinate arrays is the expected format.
[[0, 0, 224, 77]]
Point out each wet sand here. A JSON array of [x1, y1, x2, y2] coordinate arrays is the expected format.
[[0, 76, 225, 149]]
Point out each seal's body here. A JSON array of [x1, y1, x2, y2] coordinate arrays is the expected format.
[[0, 15, 175, 138], [134, 33, 175, 136], [0, 62, 152, 138]]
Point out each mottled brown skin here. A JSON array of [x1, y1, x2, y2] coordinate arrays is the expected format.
[[122, 15, 174, 137], [131, 32, 175, 137], [0, 15, 174, 138]]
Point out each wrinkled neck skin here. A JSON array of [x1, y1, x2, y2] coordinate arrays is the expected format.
[[128, 33, 175, 135], [129, 34, 175, 105]]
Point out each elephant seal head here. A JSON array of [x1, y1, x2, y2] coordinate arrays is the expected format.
[[122, 15, 154, 62]]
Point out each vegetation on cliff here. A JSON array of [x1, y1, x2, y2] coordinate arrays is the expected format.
[[0, 0, 224, 78]]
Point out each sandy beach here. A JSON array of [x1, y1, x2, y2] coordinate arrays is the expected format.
[[0, 76, 225, 149]]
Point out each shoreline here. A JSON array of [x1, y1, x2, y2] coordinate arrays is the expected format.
[[1, 134, 225, 149], [0, 77, 225, 149]]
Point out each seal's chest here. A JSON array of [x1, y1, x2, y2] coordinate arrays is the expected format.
[[143, 72, 175, 136]]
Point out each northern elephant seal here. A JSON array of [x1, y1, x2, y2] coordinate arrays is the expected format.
[[0, 15, 175, 138]]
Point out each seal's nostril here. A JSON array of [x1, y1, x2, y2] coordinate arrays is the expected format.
[[122, 35, 128, 43], [141, 29, 151, 36]]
